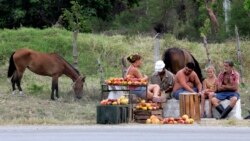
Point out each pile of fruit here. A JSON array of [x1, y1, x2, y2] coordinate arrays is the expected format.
[[100, 96, 129, 105], [146, 114, 195, 124], [146, 115, 162, 124], [162, 114, 194, 124], [105, 75, 148, 86], [135, 100, 160, 110]]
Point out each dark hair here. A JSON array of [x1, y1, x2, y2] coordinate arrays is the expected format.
[[127, 54, 141, 63], [224, 60, 234, 67], [186, 62, 195, 70]]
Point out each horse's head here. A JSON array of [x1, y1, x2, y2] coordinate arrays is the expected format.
[[73, 76, 85, 99]]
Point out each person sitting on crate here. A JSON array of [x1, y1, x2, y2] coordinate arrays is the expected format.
[[172, 62, 202, 100], [211, 60, 240, 119], [150, 60, 175, 99], [126, 54, 164, 103]]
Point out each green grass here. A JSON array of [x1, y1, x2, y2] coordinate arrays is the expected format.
[[0, 27, 250, 125]]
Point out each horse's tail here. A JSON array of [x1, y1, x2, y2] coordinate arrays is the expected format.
[[191, 54, 203, 82], [7, 52, 16, 78]]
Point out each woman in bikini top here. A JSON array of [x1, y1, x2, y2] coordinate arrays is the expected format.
[[126, 54, 164, 103]]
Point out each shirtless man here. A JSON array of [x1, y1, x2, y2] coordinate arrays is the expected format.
[[173, 62, 202, 100]]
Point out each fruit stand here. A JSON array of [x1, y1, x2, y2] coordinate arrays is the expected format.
[[97, 77, 197, 125], [98, 77, 148, 123]]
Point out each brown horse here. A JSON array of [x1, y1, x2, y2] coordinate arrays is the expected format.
[[162, 47, 203, 82], [7, 48, 85, 100]]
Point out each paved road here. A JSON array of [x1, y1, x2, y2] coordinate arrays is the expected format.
[[0, 125, 250, 141]]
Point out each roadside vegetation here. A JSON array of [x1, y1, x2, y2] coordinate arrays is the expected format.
[[0, 28, 250, 125]]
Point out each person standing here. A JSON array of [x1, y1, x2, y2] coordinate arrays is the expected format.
[[211, 60, 240, 119], [150, 60, 175, 99], [172, 62, 202, 100]]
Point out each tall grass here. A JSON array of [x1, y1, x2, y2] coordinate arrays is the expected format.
[[0, 28, 250, 124]]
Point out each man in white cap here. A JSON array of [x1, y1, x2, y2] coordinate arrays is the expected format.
[[150, 60, 175, 99]]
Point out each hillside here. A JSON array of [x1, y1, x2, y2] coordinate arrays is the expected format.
[[0, 28, 250, 124]]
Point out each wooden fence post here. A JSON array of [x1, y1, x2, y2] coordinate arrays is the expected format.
[[154, 33, 160, 63], [235, 25, 244, 84], [121, 57, 127, 78], [72, 30, 78, 69], [203, 36, 211, 66], [97, 58, 105, 85]]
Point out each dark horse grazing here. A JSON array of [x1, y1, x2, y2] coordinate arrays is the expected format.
[[7, 48, 85, 100], [162, 47, 203, 82]]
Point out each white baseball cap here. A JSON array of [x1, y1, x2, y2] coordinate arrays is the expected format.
[[155, 60, 165, 72]]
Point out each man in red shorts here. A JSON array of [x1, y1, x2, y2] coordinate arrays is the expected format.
[[211, 60, 240, 119]]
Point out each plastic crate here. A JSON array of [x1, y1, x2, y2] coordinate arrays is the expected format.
[[96, 105, 129, 124]]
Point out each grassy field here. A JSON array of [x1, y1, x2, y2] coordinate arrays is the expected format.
[[0, 28, 250, 125]]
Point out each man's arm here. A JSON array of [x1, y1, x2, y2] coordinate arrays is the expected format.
[[223, 84, 238, 91], [194, 73, 202, 93], [218, 72, 239, 92], [165, 73, 175, 93], [223, 74, 239, 91]]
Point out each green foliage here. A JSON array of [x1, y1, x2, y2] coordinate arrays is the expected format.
[[229, 0, 250, 36], [200, 19, 211, 38], [63, 1, 92, 32], [244, 0, 250, 11], [28, 84, 44, 94]]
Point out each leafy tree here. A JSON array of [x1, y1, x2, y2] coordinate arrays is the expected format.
[[244, 0, 250, 11], [63, 1, 92, 32], [229, 0, 250, 36], [0, 0, 139, 29]]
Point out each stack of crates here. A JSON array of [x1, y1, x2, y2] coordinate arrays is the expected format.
[[133, 109, 163, 123], [96, 105, 129, 124]]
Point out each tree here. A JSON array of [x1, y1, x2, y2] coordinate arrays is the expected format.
[[229, 0, 250, 36], [0, 0, 71, 28], [63, 1, 91, 68], [244, 0, 250, 11]]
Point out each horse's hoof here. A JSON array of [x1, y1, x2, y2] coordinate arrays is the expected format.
[[18, 91, 25, 97], [19, 91, 24, 95], [12, 91, 16, 95]]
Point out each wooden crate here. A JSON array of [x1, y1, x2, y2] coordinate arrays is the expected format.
[[96, 105, 129, 124], [179, 93, 200, 121], [133, 109, 163, 123]]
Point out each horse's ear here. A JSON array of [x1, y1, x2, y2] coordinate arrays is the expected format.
[[81, 76, 86, 82]]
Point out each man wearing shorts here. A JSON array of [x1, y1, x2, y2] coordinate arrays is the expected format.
[[172, 62, 202, 100], [211, 60, 240, 119], [150, 60, 175, 99]]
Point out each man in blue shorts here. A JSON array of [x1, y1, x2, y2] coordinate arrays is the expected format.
[[211, 60, 240, 119], [172, 62, 202, 100]]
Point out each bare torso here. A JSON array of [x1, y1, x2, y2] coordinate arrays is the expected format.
[[173, 69, 201, 93]]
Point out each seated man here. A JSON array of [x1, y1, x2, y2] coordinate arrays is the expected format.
[[211, 60, 240, 119], [150, 60, 175, 99], [172, 62, 202, 100]]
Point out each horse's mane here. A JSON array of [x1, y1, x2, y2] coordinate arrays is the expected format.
[[190, 54, 203, 82], [53, 53, 80, 75]]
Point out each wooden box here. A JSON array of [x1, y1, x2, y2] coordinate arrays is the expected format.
[[179, 93, 200, 121], [133, 109, 163, 123]]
